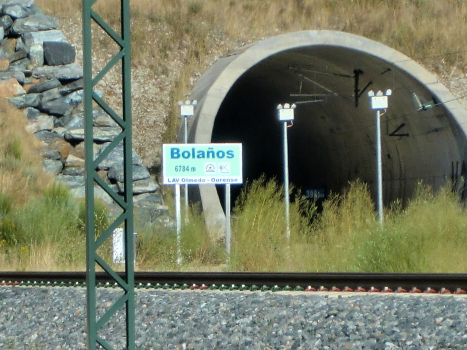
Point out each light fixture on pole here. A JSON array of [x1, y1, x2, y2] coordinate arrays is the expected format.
[[368, 89, 392, 223], [277, 103, 296, 241], [178, 99, 197, 224]]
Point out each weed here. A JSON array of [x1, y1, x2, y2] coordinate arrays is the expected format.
[[4, 139, 21, 160], [188, 1, 203, 15], [78, 198, 111, 238], [0, 192, 12, 217]]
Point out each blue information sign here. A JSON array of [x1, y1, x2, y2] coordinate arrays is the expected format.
[[162, 143, 243, 185]]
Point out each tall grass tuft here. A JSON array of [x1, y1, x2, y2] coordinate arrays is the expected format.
[[136, 203, 224, 271], [226, 178, 467, 273], [352, 184, 467, 273], [229, 177, 303, 271]]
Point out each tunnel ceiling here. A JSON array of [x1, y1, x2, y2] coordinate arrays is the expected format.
[[184, 30, 467, 234]]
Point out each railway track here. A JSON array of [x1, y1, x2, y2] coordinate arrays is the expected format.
[[2, 271, 467, 294]]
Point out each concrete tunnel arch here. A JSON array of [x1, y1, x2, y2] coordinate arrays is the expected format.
[[181, 30, 467, 234]]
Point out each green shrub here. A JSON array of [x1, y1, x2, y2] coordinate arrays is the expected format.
[[0, 192, 12, 217], [78, 199, 111, 238], [137, 227, 178, 270], [229, 177, 290, 271], [188, 1, 203, 14], [0, 218, 18, 246], [4, 139, 21, 160], [181, 206, 224, 265], [0, 157, 21, 171], [44, 182, 71, 207]]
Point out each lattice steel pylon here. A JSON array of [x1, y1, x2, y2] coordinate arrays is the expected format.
[[83, 0, 135, 349]]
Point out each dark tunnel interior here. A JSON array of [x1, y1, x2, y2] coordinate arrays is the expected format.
[[209, 46, 464, 211]]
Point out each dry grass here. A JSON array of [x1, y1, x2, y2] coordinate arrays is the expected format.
[[67, 1, 467, 71], [36, 0, 467, 144], [0, 98, 51, 206], [0, 243, 86, 271], [228, 179, 467, 273]]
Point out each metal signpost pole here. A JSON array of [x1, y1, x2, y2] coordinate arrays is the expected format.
[[178, 100, 197, 224], [225, 183, 231, 262], [175, 184, 182, 265], [184, 118, 188, 223], [368, 90, 391, 224], [277, 104, 296, 242], [376, 109, 383, 223], [283, 120, 290, 240]]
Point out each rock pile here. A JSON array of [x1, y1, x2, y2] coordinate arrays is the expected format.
[[0, 0, 168, 226]]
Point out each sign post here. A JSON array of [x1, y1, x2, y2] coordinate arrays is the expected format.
[[277, 103, 296, 242], [163, 143, 243, 262], [368, 89, 392, 224], [178, 100, 197, 223]]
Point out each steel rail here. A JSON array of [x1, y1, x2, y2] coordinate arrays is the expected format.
[[2, 272, 467, 292]]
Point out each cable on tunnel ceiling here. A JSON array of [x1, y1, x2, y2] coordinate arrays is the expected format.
[[298, 74, 340, 96], [290, 67, 397, 108], [288, 51, 466, 96], [326, 93, 467, 139], [288, 66, 354, 78], [294, 100, 325, 105], [289, 90, 466, 152], [301, 93, 467, 155]]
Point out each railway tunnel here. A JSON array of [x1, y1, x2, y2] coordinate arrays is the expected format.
[[181, 30, 467, 234]]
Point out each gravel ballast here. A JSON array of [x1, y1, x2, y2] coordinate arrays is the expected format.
[[1, 287, 467, 349]]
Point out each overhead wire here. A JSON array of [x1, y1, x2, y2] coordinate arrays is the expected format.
[[284, 49, 467, 186], [281, 49, 467, 156]]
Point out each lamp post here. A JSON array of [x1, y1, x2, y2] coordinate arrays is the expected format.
[[178, 99, 197, 223], [368, 89, 391, 223], [277, 103, 296, 241]]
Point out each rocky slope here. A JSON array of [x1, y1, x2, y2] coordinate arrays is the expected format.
[[0, 0, 171, 226]]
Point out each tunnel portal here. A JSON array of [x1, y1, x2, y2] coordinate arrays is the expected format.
[[183, 31, 467, 234]]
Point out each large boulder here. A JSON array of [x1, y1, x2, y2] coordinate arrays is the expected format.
[[41, 159, 62, 176], [0, 0, 34, 6], [11, 14, 58, 35], [97, 142, 143, 169], [63, 127, 122, 143], [59, 78, 83, 95], [28, 78, 61, 94], [28, 43, 43, 67], [0, 77, 24, 97], [2, 4, 31, 19], [0, 70, 25, 83], [39, 97, 73, 116], [0, 15, 13, 31], [116, 178, 159, 195], [43, 41, 75, 66], [22, 30, 66, 49], [33, 64, 83, 81], [107, 164, 151, 183], [24, 114, 53, 133], [8, 92, 40, 108]]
